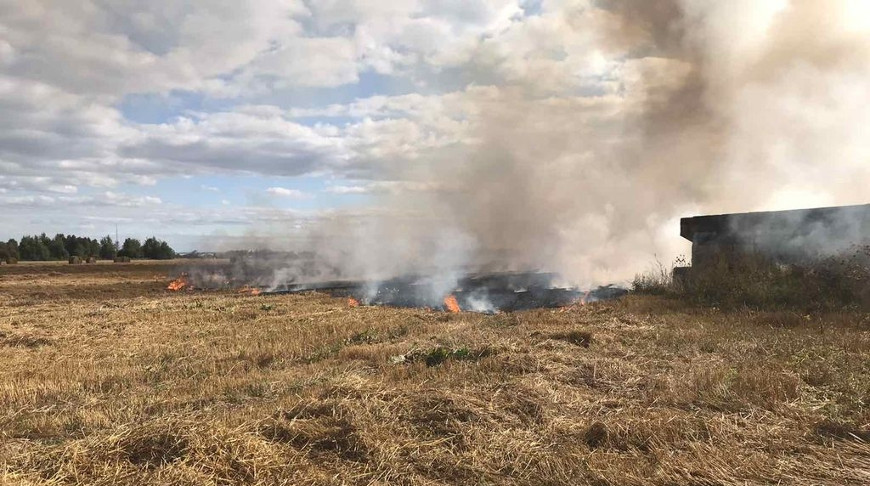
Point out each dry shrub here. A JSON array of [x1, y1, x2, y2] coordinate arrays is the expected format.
[[690, 253, 870, 311], [636, 248, 870, 312], [631, 258, 678, 295]]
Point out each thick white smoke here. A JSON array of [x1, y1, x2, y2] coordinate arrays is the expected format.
[[217, 0, 870, 290]]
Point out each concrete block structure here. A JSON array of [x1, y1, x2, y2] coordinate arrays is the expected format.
[[679, 204, 870, 272]]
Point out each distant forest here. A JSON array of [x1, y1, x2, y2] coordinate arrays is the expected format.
[[0, 235, 176, 261]]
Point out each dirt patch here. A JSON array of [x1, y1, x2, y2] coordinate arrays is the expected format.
[[119, 433, 189, 469], [583, 422, 608, 449], [400, 394, 479, 447], [814, 419, 870, 443], [261, 399, 369, 462], [0, 332, 53, 348], [400, 346, 494, 367], [550, 330, 593, 347], [261, 416, 368, 462], [278, 398, 339, 420]]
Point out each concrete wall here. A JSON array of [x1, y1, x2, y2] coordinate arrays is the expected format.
[[680, 204, 870, 271]]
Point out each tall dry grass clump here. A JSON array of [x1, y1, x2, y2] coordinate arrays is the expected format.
[[635, 247, 870, 311]]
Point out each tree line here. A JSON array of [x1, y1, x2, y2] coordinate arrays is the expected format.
[[0, 235, 176, 261]]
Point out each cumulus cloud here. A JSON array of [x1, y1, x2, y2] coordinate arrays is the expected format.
[[266, 187, 311, 199], [325, 181, 446, 195], [0, 191, 162, 209], [0, 0, 307, 97], [0, 1, 568, 195]]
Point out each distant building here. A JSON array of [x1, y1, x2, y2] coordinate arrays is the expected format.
[[679, 204, 870, 272]]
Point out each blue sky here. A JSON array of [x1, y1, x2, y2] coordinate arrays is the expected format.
[[1, 0, 556, 250]]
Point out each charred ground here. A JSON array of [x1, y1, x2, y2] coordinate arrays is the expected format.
[[1, 262, 868, 484]]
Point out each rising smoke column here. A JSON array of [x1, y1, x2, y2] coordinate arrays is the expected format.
[[388, 0, 870, 285], [222, 0, 870, 289]]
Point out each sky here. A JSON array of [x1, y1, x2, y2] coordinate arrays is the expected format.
[[0, 0, 552, 250], [2, 0, 869, 274]]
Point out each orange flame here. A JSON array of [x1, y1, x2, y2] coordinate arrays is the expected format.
[[167, 274, 189, 291], [348, 297, 360, 307], [443, 295, 460, 313], [559, 291, 592, 312], [238, 286, 262, 296]]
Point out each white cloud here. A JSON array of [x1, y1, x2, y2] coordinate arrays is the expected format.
[[325, 180, 446, 195], [325, 185, 369, 195], [241, 37, 360, 88], [0, 1, 612, 198], [0, 191, 162, 209], [0, 1, 307, 97], [266, 187, 311, 199], [120, 110, 352, 177]]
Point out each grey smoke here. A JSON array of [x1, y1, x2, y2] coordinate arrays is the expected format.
[[203, 0, 870, 291]]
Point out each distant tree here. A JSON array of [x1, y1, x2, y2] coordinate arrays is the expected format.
[[63, 234, 76, 258], [99, 236, 116, 260], [118, 238, 143, 259], [87, 239, 100, 258], [48, 234, 69, 260], [159, 241, 176, 260], [0, 242, 8, 260], [64, 234, 93, 258], [38, 233, 51, 251], [142, 237, 159, 260], [142, 237, 176, 260], [17, 236, 31, 260], [19, 235, 50, 261], [7, 239, 18, 260], [75, 238, 87, 258]]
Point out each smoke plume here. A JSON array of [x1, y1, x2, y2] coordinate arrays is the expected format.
[[214, 0, 870, 290]]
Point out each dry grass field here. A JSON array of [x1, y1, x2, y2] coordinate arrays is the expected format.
[[1, 262, 869, 485]]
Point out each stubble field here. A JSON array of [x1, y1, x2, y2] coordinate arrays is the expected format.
[[1, 261, 868, 485]]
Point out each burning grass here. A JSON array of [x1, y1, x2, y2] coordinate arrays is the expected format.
[[1, 262, 869, 484]]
